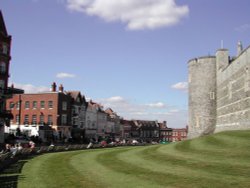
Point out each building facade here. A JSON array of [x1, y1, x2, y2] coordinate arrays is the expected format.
[[134, 120, 159, 142], [105, 108, 122, 140], [0, 11, 23, 143], [96, 108, 107, 139], [68, 90, 87, 142], [85, 100, 98, 140], [188, 42, 250, 138], [6, 83, 72, 142], [171, 128, 188, 142]]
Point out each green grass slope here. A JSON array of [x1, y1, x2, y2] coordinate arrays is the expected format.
[[1, 130, 250, 188]]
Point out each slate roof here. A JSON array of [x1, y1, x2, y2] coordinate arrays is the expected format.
[[0, 10, 8, 36]]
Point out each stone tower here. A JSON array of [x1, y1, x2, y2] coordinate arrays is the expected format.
[[188, 56, 217, 138], [188, 42, 250, 138]]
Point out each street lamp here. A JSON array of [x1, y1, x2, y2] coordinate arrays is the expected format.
[[16, 94, 22, 136]]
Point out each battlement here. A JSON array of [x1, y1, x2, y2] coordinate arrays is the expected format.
[[188, 42, 250, 138]]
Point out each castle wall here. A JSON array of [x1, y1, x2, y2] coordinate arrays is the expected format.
[[188, 57, 217, 138], [215, 47, 250, 132]]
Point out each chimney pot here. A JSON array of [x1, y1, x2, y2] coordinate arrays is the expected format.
[[51, 82, 57, 92], [59, 84, 64, 92]]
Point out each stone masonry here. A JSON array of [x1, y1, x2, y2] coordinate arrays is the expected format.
[[188, 42, 250, 138]]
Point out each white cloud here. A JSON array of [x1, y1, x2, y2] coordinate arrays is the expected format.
[[171, 81, 188, 91], [10, 83, 50, 93], [106, 96, 126, 103], [56, 72, 76, 78], [146, 102, 166, 108], [66, 0, 189, 30], [96, 96, 187, 128], [235, 24, 250, 32]]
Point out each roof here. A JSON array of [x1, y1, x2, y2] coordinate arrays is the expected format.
[[105, 108, 114, 115], [67, 91, 81, 100], [87, 100, 103, 110], [67, 91, 86, 104], [134, 120, 158, 127], [0, 10, 8, 36]]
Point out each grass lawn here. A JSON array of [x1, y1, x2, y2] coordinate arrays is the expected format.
[[1, 130, 250, 188]]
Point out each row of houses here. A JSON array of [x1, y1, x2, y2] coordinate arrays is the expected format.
[[5, 83, 188, 143], [0, 10, 188, 144]]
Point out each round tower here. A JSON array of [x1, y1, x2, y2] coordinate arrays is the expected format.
[[188, 56, 217, 138]]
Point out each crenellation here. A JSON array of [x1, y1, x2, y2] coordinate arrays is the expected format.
[[188, 42, 250, 138]]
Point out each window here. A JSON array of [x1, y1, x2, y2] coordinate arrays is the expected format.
[[25, 101, 30, 109], [16, 101, 20, 110], [16, 115, 20, 124], [228, 82, 232, 99], [80, 121, 85, 128], [33, 101, 37, 109], [62, 101, 67, 111], [40, 115, 44, 125], [210, 92, 215, 100], [40, 101, 45, 109], [61, 114, 67, 125], [24, 115, 29, 124], [9, 102, 14, 109], [2, 44, 8, 54], [0, 62, 6, 74], [0, 80, 4, 93], [48, 115, 53, 125], [72, 117, 77, 125], [245, 71, 250, 92], [32, 115, 37, 125], [48, 101, 53, 109], [195, 116, 200, 128]]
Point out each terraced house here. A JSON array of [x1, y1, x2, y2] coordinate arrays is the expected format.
[[6, 83, 73, 142], [0, 11, 23, 143]]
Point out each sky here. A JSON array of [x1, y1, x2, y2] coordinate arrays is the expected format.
[[1, 0, 250, 128]]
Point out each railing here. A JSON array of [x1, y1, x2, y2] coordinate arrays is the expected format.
[[0, 71, 8, 76], [0, 110, 13, 119]]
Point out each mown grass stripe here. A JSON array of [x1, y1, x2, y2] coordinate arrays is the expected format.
[[16, 151, 99, 188], [1, 131, 250, 188]]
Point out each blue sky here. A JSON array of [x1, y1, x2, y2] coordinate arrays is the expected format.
[[1, 0, 250, 128]]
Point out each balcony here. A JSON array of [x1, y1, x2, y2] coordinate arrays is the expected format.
[[5, 87, 24, 95], [0, 71, 8, 76], [0, 87, 24, 99], [0, 110, 13, 119]]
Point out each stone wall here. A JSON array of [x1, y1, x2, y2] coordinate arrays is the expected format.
[[188, 56, 217, 138], [215, 46, 250, 132], [188, 44, 250, 138]]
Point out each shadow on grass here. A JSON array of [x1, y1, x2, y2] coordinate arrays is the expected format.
[[0, 156, 36, 188], [0, 175, 26, 188]]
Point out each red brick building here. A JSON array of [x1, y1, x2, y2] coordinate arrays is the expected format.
[[171, 127, 188, 142], [159, 123, 188, 142], [6, 83, 72, 141], [159, 122, 173, 142]]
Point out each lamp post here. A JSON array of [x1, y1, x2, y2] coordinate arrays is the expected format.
[[16, 94, 22, 136]]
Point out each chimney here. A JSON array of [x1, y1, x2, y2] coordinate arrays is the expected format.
[[237, 41, 243, 56], [163, 121, 167, 128], [51, 82, 56, 92], [59, 84, 64, 92]]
